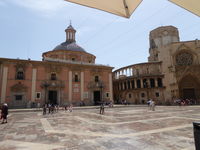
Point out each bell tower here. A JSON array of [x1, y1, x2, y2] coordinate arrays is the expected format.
[[148, 26, 180, 61]]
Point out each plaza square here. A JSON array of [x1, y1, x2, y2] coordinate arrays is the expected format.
[[0, 106, 199, 150]]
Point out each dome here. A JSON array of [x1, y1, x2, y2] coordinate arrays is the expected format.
[[53, 41, 86, 52]]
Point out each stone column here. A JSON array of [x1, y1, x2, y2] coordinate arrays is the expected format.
[[68, 71, 72, 103], [31, 68, 37, 102], [81, 72, 84, 101], [1, 67, 8, 103], [147, 78, 150, 88], [122, 82, 125, 90], [130, 80, 132, 89], [155, 78, 158, 87], [141, 79, 144, 88], [134, 79, 137, 89], [109, 73, 113, 101]]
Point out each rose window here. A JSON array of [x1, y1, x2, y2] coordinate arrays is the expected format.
[[176, 52, 193, 65]]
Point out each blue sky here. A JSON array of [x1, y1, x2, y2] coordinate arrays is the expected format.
[[0, 0, 200, 70]]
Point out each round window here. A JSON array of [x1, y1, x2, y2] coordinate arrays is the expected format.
[[176, 52, 193, 65]]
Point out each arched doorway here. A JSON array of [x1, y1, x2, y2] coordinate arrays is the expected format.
[[179, 75, 200, 100]]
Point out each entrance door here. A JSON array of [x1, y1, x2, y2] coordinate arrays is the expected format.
[[183, 88, 195, 99], [93, 91, 101, 105], [48, 90, 57, 104]]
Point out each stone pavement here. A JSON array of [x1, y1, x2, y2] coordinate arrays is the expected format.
[[0, 105, 199, 150]]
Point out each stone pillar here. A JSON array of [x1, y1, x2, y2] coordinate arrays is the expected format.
[[130, 80, 132, 89], [109, 73, 113, 102], [134, 79, 137, 89], [155, 78, 158, 87], [68, 71, 72, 103], [31, 68, 37, 102], [1, 67, 8, 103], [141, 79, 144, 88], [147, 78, 150, 88], [81, 72, 84, 101], [122, 82, 125, 90]]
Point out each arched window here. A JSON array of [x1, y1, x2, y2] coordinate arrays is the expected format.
[[137, 79, 141, 88], [124, 82, 127, 90], [127, 81, 131, 89], [143, 79, 147, 88], [150, 78, 155, 88], [51, 73, 57, 80], [131, 80, 135, 89], [157, 78, 163, 87]]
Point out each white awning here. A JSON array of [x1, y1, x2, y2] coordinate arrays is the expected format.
[[65, 0, 143, 18], [169, 0, 200, 17]]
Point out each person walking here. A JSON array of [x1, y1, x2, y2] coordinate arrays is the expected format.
[[100, 102, 105, 115], [151, 100, 156, 111], [1, 103, 8, 124], [43, 104, 47, 115]]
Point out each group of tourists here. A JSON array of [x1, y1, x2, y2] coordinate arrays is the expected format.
[[174, 98, 197, 106], [147, 99, 156, 111], [0, 103, 8, 124], [42, 103, 59, 115], [64, 104, 73, 112], [42, 103, 75, 115]]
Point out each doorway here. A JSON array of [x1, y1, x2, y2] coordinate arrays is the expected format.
[[48, 90, 57, 104], [93, 91, 100, 105], [183, 88, 195, 99]]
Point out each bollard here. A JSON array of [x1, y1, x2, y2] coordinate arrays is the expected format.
[[193, 122, 200, 150]]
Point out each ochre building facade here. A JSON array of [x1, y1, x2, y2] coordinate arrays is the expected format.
[[0, 24, 113, 108], [113, 26, 200, 104]]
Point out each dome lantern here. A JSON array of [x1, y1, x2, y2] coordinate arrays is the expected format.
[[65, 22, 76, 43]]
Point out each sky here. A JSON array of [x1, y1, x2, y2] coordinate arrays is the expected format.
[[0, 0, 200, 70]]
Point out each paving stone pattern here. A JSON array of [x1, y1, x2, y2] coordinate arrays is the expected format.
[[0, 106, 199, 150]]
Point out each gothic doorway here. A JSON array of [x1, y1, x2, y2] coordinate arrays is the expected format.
[[183, 88, 195, 99], [48, 90, 57, 104], [179, 75, 200, 100], [93, 91, 100, 105]]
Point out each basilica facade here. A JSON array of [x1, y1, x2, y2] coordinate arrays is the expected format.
[[0, 24, 113, 108], [113, 26, 200, 104]]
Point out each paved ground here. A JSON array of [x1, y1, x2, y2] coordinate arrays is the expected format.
[[0, 105, 199, 150]]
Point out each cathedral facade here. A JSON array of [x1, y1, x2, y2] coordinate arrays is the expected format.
[[0, 24, 113, 108], [113, 26, 200, 104]]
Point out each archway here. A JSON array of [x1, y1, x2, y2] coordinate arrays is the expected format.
[[179, 75, 200, 101]]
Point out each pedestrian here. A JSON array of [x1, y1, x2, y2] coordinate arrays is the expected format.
[[1, 103, 8, 124], [43, 104, 47, 115], [100, 102, 105, 114], [151, 100, 155, 111], [64, 105, 68, 112], [148, 99, 152, 110], [48, 103, 51, 114], [69, 104, 73, 112]]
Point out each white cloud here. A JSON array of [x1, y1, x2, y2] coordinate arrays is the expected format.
[[8, 0, 69, 16]]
